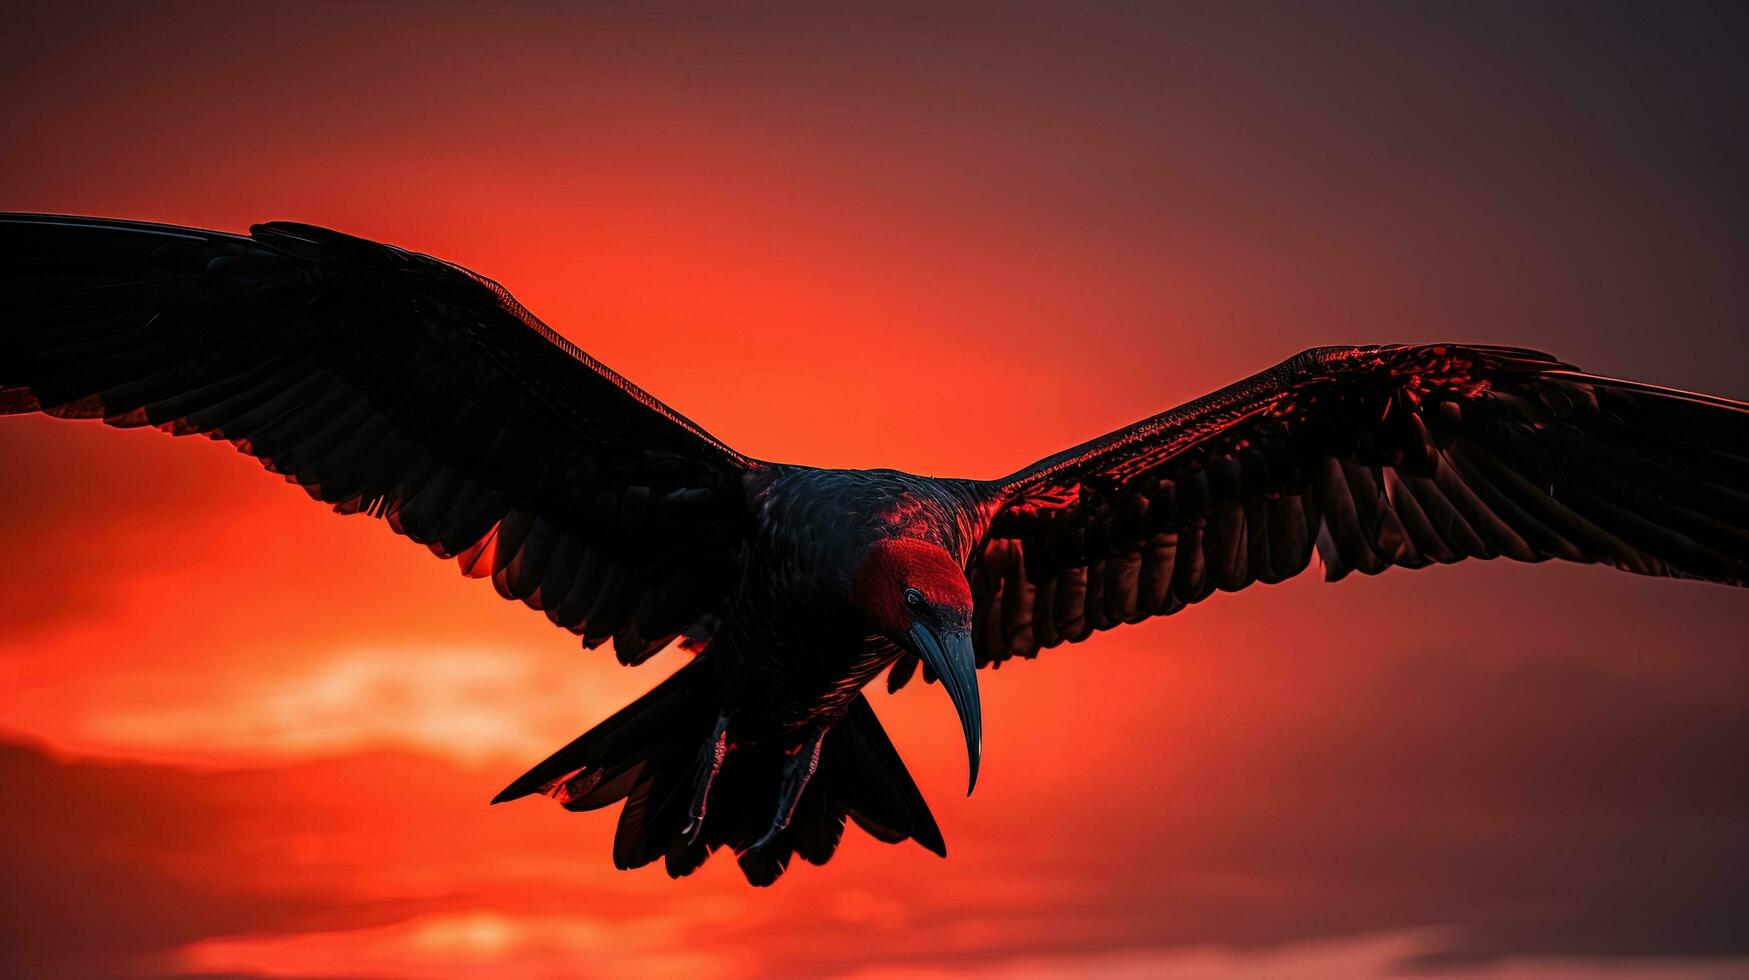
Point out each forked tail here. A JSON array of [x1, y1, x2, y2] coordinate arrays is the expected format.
[[492, 658, 945, 885]]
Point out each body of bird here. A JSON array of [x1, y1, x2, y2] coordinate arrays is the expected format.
[[720, 467, 986, 735], [4, 213, 1745, 885]]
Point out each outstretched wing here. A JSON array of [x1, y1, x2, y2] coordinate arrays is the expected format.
[[0, 213, 762, 664], [961, 344, 1749, 669]]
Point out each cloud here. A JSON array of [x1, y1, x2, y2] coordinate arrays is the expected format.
[[0, 739, 429, 979], [4, 638, 1749, 979], [178, 911, 758, 980], [841, 932, 1749, 980], [82, 644, 679, 767], [656, 641, 1749, 978], [3, 626, 1749, 980], [0, 732, 757, 979]]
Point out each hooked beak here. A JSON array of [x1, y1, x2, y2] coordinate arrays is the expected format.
[[904, 623, 982, 794]]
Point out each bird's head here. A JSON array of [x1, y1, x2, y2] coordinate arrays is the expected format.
[[849, 537, 982, 794]]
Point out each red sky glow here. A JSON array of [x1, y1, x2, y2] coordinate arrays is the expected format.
[[3, 4, 1747, 978]]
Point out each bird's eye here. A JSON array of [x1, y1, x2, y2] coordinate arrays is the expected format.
[[904, 588, 925, 608]]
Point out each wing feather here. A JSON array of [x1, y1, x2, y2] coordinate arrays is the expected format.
[[952, 344, 1749, 671], [1, 213, 759, 661]]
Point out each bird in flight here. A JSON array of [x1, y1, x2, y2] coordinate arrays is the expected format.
[[4, 213, 1745, 885]]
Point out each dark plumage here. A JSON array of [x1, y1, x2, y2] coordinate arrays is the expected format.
[[4, 214, 1746, 884]]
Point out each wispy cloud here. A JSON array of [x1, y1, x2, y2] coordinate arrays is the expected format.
[[179, 911, 759, 980], [839, 933, 1749, 980], [83, 644, 682, 767], [8, 636, 1748, 979]]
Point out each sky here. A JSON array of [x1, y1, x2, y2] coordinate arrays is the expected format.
[[2, 2, 1748, 977]]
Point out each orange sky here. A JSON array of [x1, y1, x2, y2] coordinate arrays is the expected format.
[[3, 4, 1748, 978]]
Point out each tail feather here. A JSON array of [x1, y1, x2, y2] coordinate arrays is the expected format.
[[792, 778, 849, 866], [830, 696, 946, 857], [490, 658, 715, 805], [493, 658, 945, 885], [614, 760, 695, 870]]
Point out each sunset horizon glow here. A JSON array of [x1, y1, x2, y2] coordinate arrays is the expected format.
[[4, 4, 1747, 978]]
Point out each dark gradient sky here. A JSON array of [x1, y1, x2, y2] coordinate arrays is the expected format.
[[2, 3, 1747, 978]]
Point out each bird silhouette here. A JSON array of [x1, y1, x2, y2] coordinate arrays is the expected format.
[[4, 213, 1745, 885]]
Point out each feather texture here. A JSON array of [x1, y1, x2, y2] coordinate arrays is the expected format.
[[0, 213, 760, 661], [950, 344, 1749, 673]]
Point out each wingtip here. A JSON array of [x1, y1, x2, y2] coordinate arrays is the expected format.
[[916, 830, 948, 859], [490, 778, 541, 805]]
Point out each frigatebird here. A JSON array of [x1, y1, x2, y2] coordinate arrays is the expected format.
[[4, 213, 1746, 885]]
